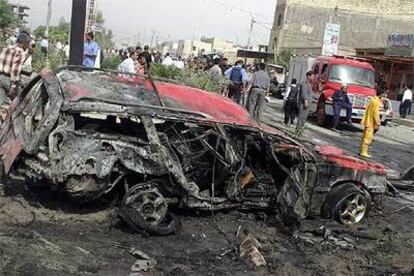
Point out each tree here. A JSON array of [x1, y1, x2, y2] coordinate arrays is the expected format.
[[94, 10, 114, 50], [34, 20, 70, 43], [0, 0, 18, 31], [277, 48, 294, 69]]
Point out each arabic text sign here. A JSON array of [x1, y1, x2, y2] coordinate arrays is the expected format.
[[322, 23, 341, 56]]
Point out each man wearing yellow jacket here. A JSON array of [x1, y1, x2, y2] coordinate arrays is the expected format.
[[360, 89, 383, 158]]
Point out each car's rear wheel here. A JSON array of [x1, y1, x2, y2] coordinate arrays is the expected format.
[[119, 183, 178, 235], [322, 183, 370, 225]]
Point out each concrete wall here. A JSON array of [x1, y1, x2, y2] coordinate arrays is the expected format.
[[269, 0, 414, 55], [176, 40, 212, 58]]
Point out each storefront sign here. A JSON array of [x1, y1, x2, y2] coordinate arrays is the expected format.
[[386, 34, 414, 57]]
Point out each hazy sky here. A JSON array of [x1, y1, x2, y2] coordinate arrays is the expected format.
[[11, 0, 276, 46]]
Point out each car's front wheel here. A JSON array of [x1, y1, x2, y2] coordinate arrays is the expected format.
[[322, 183, 371, 225], [119, 183, 178, 235]]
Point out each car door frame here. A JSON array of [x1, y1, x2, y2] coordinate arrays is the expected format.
[[0, 70, 63, 173]]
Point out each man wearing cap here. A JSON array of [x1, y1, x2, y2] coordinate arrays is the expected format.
[[0, 32, 32, 106], [332, 83, 353, 130], [360, 89, 383, 158]]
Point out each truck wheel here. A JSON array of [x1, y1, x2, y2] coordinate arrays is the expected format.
[[322, 183, 370, 225], [119, 183, 178, 235]]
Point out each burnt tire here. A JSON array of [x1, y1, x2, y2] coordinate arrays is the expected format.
[[119, 183, 178, 236], [322, 183, 371, 225]]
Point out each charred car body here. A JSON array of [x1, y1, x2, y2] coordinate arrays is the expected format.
[[0, 68, 387, 235]]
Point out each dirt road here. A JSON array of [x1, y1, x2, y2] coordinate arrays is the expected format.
[[0, 99, 413, 275]]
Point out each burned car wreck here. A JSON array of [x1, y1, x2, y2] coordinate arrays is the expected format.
[[0, 68, 387, 235]]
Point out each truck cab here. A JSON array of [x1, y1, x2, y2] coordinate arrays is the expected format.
[[310, 56, 381, 126]]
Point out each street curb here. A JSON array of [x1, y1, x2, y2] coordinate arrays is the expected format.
[[392, 118, 414, 129]]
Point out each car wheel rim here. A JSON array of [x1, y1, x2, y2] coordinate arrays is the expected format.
[[124, 186, 168, 226], [339, 194, 367, 224]]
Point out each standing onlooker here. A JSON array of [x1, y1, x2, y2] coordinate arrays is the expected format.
[[154, 51, 162, 64], [63, 42, 70, 61], [136, 53, 148, 75], [0, 32, 32, 121], [142, 45, 152, 67], [246, 63, 270, 123], [400, 84, 413, 118], [174, 56, 185, 69], [332, 83, 353, 129], [55, 40, 63, 53], [208, 58, 222, 79], [295, 71, 314, 137], [225, 60, 249, 104], [118, 51, 138, 74], [219, 58, 229, 75], [360, 89, 383, 158], [283, 78, 299, 126], [83, 32, 100, 68], [162, 53, 174, 66], [40, 36, 49, 57]]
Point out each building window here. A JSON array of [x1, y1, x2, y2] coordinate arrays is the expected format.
[[314, 64, 320, 75]]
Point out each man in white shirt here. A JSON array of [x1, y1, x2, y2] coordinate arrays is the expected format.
[[40, 36, 49, 57], [174, 56, 185, 69], [162, 53, 173, 66], [208, 58, 223, 79], [401, 84, 413, 118], [118, 51, 138, 74]]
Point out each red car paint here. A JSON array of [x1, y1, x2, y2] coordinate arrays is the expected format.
[[315, 145, 386, 175]]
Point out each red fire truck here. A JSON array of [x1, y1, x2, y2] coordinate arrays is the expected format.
[[288, 55, 386, 126]]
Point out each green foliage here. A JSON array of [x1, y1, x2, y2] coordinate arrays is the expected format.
[[101, 55, 121, 70], [150, 63, 181, 79], [0, 0, 18, 30], [150, 63, 229, 93], [96, 29, 114, 50], [277, 48, 294, 69], [34, 20, 70, 42], [32, 51, 65, 72], [94, 10, 114, 50]]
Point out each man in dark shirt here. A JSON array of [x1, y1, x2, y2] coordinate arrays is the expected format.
[[142, 45, 152, 67], [332, 83, 353, 129], [295, 71, 314, 137]]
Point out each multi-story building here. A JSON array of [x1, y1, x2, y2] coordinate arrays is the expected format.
[[269, 0, 414, 56], [176, 40, 212, 58], [11, 4, 30, 25], [86, 0, 97, 32], [201, 37, 237, 55]]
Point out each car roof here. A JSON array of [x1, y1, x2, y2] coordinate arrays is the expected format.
[[58, 69, 270, 130]]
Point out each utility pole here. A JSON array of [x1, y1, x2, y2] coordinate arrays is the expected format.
[[45, 0, 53, 36], [247, 16, 255, 49], [69, 0, 87, 66]]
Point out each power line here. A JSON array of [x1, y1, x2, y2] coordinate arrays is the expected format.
[[207, 0, 274, 19]]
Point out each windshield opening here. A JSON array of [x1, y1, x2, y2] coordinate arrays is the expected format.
[[329, 65, 375, 88]]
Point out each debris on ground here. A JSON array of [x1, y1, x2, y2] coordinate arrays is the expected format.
[[130, 248, 156, 273], [239, 232, 267, 267]]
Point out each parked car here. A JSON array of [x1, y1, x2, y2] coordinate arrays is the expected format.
[[0, 67, 387, 235]]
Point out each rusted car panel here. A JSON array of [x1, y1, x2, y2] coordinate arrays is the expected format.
[[0, 68, 388, 234]]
